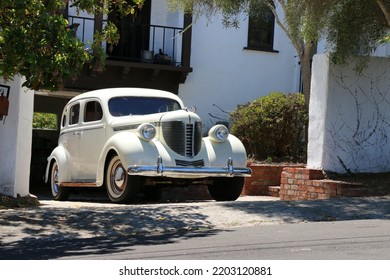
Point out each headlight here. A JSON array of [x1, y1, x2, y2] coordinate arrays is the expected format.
[[208, 124, 229, 143], [137, 123, 156, 141]]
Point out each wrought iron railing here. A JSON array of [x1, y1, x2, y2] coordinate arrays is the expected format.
[[67, 15, 184, 66]]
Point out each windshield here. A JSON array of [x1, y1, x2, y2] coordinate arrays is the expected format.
[[108, 96, 182, 117]]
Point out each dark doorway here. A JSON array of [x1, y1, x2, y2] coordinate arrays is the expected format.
[[107, 0, 151, 61]]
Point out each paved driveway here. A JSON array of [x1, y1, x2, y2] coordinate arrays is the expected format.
[[1, 194, 390, 245]]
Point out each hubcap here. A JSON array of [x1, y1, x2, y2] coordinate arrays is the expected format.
[[52, 164, 59, 194], [111, 160, 126, 194]]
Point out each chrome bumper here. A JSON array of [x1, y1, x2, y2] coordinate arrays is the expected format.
[[128, 157, 252, 178]]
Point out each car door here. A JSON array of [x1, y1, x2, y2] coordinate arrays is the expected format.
[[60, 102, 81, 181], [78, 99, 106, 181]]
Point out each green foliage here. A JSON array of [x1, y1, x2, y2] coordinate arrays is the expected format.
[[0, 0, 89, 90], [0, 0, 145, 91], [326, 0, 388, 70], [379, 34, 390, 44], [33, 112, 57, 130], [230, 92, 308, 162]]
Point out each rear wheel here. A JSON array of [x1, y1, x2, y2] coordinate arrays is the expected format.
[[208, 177, 244, 201], [50, 161, 70, 201], [106, 155, 140, 203]]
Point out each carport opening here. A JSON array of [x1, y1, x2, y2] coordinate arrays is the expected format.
[[30, 91, 78, 195]]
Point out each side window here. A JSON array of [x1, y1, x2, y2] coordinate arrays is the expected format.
[[84, 101, 103, 122], [61, 110, 67, 128], [62, 115, 67, 128], [69, 103, 80, 125], [246, 3, 276, 52]]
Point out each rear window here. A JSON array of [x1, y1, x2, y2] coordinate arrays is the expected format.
[[108, 97, 181, 117]]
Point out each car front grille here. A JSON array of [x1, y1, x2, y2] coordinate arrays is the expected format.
[[175, 159, 205, 167], [162, 121, 202, 157]]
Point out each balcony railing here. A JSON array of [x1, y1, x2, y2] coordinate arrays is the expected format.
[[68, 15, 185, 66]]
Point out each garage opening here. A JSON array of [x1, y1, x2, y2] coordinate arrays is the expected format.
[[30, 91, 78, 194]]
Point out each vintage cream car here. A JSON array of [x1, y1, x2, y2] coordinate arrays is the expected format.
[[45, 88, 251, 203]]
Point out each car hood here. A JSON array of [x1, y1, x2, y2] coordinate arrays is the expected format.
[[158, 109, 201, 124], [109, 109, 201, 129]]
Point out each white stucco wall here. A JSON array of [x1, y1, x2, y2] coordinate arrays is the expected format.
[[308, 54, 390, 173], [0, 76, 34, 197], [178, 11, 300, 130], [151, 1, 182, 27]]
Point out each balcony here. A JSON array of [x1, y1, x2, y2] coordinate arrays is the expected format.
[[64, 15, 193, 94]]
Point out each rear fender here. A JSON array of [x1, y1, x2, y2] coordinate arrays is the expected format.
[[44, 146, 70, 183]]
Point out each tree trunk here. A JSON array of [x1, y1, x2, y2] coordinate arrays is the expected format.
[[300, 43, 313, 110], [377, 0, 390, 27], [300, 42, 313, 148]]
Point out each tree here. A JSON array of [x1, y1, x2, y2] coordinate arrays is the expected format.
[[325, 0, 390, 69], [269, 0, 334, 107], [0, 0, 144, 90]]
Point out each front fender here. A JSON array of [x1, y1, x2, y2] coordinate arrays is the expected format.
[[44, 146, 70, 183], [203, 134, 248, 168], [96, 131, 161, 185]]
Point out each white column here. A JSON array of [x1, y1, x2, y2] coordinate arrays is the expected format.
[[0, 75, 34, 197], [308, 54, 390, 173], [307, 54, 330, 170]]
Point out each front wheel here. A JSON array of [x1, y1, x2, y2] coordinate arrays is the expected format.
[[208, 177, 244, 201], [50, 160, 70, 201], [106, 155, 140, 203]]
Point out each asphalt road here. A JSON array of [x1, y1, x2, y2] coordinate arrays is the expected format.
[[1, 219, 389, 260], [109, 219, 390, 260]]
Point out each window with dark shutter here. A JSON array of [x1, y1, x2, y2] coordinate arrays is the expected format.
[[246, 4, 277, 52]]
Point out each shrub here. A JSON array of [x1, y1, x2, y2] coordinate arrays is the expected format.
[[230, 92, 308, 162]]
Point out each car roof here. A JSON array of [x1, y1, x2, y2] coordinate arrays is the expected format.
[[68, 88, 184, 106]]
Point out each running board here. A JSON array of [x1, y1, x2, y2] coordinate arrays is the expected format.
[[60, 182, 97, 187]]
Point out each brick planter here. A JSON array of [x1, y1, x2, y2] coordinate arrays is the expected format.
[[243, 163, 304, 196], [279, 167, 365, 201], [279, 167, 326, 200]]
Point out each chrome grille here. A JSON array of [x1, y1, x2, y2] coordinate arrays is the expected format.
[[175, 159, 205, 167], [162, 121, 202, 157], [185, 124, 194, 157]]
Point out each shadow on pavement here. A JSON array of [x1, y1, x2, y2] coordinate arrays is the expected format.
[[219, 196, 390, 222], [0, 229, 222, 260], [0, 200, 219, 259]]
